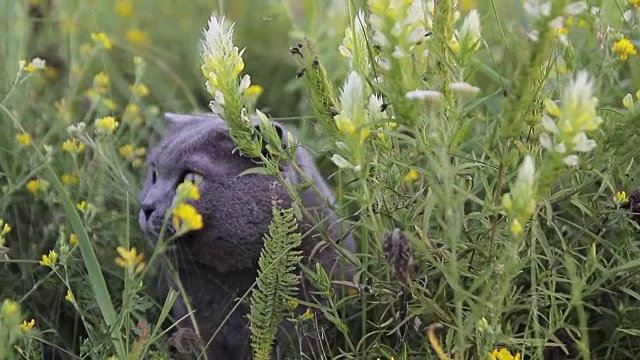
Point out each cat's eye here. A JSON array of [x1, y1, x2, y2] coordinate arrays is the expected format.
[[151, 170, 158, 184], [183, 172, 204, 185]]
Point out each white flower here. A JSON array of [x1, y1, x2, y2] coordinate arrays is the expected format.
[[542, 114, 559, 133], [515, 155, 536, 195], [368, 94, 386, 118], [548, 17, 565, 31], [239, 74, 251, 93], [623, 93, 634, 110], [405, 89, 442, 101], [31, 57, 46, 70], [459, 9, 482, 52], [523, 1, 551, 18], [449, 82, 481, 95], [564, 2, 588, 16], [331, 154, 354, 169], [539, 133, 553, 150], [340, 71, 366, 122], [572, 132, 596, 152], [563, 155, 579, 166]]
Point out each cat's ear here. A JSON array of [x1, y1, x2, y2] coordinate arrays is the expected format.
[[164, 113, 223, 129]]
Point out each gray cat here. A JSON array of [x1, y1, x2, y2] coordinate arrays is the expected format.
[[137, 113, 354, 359]]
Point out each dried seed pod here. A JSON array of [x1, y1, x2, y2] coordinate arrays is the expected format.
[[382, 228, 414, 285]]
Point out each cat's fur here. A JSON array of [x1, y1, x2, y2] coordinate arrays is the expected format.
[[138, 113, 354, 359]]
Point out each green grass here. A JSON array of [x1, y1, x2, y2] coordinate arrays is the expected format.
[[2, 0, 640, 359]]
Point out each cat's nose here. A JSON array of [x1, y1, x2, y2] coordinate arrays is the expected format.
[[142, 205, 154, 220]]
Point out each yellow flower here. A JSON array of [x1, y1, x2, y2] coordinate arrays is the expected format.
[[39, 250, 59, 267], [76, 201, 94, 213], [15, 132, 32, 146], [176, 181, 201, 202], [65, 290, 75, 303], [1, 221, 10, 236], [615, 190, 629, 204], [115, 246, 145, 273], [26, 178, 49, 195], [91, 32, 113, 50], [243, 84, 263, 98], [93, 72, 110, 88], [95, 116, 119, 134], [119, 144, 133, 157], [334, 114, 356, 135], [60, 173, 79, 186], [125, 28, 149, 47], [612, 38, 637, 60], [629, 0, 640, 8], [510, 218, 523, 236], [69, 233, 78, 246], [114, 0, 133, 16], [489, 348, 521, 360], [301, 308, 314, 320], [2, 299, 18, 316], [172, 203, 204, 232], [403, 169, 419, 182], [460, 0, 476, 11], [288, 299, 299, 309], [129, 83, 149, 97], [19, 319, 35, 331], [62, 139, 86, 154]]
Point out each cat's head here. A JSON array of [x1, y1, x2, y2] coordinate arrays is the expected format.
[[137, 113, 294, 272]]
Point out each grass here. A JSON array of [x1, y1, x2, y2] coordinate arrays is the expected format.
[[2, 0, 640, 359]]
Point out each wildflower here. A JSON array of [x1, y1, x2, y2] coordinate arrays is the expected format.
[[26, 178, 49, 195], [624, 93, 635, 109], [243, 84, 263, 99], [93, 72, 110, 88], [15, 132, 32, 146], [460, 0, 477, 11], [60, 173, 79, 186], [125, 28, 149, 47], [76, 201, 94, 213], [405, 89, 443, 102], [114, 0, 133, 17], [489, 348, 521, 360], [612, 38, 637, 60], [176, 181, 201, 202], [449, 82, 481, 96], [616, 191, 629, 204], [115, 246, 145, 273], [201, 15, 247, 115], [124, 103, 140, 117], [523, 1, 551, 19], [564, 2, 588, 16], [628, 0, 640, 8], [101, 98, 118, 111], [172, 203, 204, 232], [540, 71, 602, 166], [95, 116, 119, 134], [21, 57, 46, 73], [510, 218, 524, 235], [39, 250, 59, 267], [62, 138, 85, 153], [502, 156, 537, 236], [339, 10, 370, 74], [457, 9, 482, 54], [331, 154, 355, 169], [19, 319, 35, 332], [335, 71, 370, 141], [301, 308, 314, 320], [69, 233, 78, 246], [65, 290, 75, 303], [2, 299, 18, 316], [0, 220, 11, 246], [91, 32, 113, 50], [129, 83, 149, 97], [403, 169, 419, 182]]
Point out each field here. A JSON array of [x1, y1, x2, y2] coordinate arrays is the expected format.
[[2, 0, 640, 359]]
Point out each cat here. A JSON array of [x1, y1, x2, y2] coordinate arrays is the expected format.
[[138, 113, 355, 359]]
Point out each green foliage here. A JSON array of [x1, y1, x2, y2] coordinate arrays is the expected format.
[[249, 200, 303, 360]]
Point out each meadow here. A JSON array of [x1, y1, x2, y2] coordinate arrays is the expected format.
[[2, 0, 640, 359]]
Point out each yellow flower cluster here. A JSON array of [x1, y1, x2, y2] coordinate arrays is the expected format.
[[612, 38, 637, 61], [171, 181, 204, 233], [15, 132, 32, 146], [0, 219, 11, 246], [95, 116, 119, 135], [60, 173, 79, 186], [115, 246, 145, 273], [129, 83, 149, 97], [489, 348, 521, 360], [39, 250, 58, 267], [125, 28, 149, 47], [91, 32, 112, 50], [19, 319, 35, 332], [62, 138, 86, 154], [26, 178, 49, 195], [119, 144, 146, 167]]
